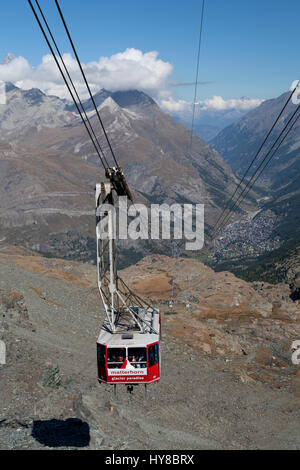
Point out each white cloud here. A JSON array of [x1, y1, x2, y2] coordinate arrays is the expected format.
[[160, 95, 264, 116], [160, 97, 190, 113], [0, 50, 264, 128], [0, 56, 33, 83], [200, 95, 264, 111], [0, 48, 173, 101]]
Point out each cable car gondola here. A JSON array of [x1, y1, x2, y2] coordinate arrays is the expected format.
[[97, 306, 160, 385]]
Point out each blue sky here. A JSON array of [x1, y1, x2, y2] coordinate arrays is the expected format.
[[0, 0, 299, 112]]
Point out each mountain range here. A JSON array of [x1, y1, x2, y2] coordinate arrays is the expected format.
[[2, 74, 298, 281], [0, 82, 252, 265]]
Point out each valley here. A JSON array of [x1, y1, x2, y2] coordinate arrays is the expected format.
[[211, 91, 300, 281]]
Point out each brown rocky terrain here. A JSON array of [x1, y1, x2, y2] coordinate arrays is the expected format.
[[0, 244, 299, 449], [122, 255, 300, 392]]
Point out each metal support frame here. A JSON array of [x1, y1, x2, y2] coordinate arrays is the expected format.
[[95, 182, 158, 335], [96, 182, 118, 332]]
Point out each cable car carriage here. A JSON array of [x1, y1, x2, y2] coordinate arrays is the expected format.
[[97, 306, 160, 386]]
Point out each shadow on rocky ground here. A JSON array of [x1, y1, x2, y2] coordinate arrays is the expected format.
[[31, 418, 90, 448]]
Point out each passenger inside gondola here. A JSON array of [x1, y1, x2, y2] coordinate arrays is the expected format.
[[107, 347, 126, 368], [128, 347, 147, 368]]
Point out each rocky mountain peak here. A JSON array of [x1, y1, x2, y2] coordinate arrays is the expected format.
[[1, 52, 16, 65], [98, 96, 120, 114], [81, 88, 157, 114], [111, 89, 157, 109], [4, 82, 18, 93], [23, 87, 46, 105]]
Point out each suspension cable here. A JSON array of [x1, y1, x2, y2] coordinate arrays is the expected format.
[[216, 103, 300, 233], [34, 0, 110, 169], [28, 0, 108, 170], [237, 111, 300, 212], [213, 80, 300, 232], [189, 0, 205, 151], [54, 0, 119, 168]]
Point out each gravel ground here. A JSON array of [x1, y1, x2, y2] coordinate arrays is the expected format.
[[0, 259, 299, 450]]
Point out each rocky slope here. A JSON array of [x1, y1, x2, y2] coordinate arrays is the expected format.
[[0, 245, 299, 449], [211, 91, 300, 178], [122, 254, 300, 361]]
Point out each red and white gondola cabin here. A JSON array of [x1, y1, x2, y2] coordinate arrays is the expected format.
[[97, 307, 160, 385]]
